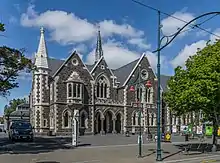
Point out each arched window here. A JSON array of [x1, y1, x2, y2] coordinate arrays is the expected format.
[[104, 84, 107, 98], [68, 83, 72, 97], [136, 87, 142, 101], [145, 88, 152, 103], [151, 114, 154, 126], [133, 114, 136, 125], [81, 112, 85, 127], [77, 84, 81, 97], [96, 76, 109, 98], [64, 111, 69, 127], [73, 83, 77, 97]]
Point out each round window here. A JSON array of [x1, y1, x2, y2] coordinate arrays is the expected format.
[[141, 69, 148, 80], [72, 58, 78, 66]]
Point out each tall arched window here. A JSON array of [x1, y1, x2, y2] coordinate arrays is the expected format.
[[151, 114, 154, 126], [81, 112, 85, 127], [133, 114, 136, 125], [136, 87, 142, 101], [64, 111, 69, 127], [145, 88, 151, 103], [96, 76, 109, 98]]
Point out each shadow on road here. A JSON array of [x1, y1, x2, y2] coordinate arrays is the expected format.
[[0, 136, 90, 155]]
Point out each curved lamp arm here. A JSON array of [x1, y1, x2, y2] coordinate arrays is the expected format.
[[153, 12, 220, 53]]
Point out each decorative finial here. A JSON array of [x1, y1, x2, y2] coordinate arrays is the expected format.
[[40, 27, 44, 34]]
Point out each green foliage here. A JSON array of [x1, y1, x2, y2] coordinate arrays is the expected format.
[[0, 24, 35, 96], [164, 40, 220, 122], [0, 117, 3, 124], [0, 46, 34, 96], [4, 98, 26, 116], [0, 23, 5, 32]]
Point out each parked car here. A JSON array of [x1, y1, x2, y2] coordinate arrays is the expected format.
[[8, 121, 33, 142]]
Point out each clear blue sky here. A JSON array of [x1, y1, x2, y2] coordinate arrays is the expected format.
[[0, 0, 220, 115]]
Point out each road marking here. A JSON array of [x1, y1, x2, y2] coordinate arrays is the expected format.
[[72, 160, 101, 163], [162, 155, 220, 163]]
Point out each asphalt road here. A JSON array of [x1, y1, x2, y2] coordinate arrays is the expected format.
[[0, 132, 217, 163]]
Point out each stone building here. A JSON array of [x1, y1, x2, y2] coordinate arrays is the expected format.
[[29, 27, 171, 135]]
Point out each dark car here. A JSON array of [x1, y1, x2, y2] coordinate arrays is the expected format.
[[8, 121, 33, 142]]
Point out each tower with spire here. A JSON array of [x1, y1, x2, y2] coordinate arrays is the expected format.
[[31, 27, 50, 133], [95, 27, 103, 63]]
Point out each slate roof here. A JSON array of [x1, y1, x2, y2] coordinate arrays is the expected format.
[[17, 103, 29, 108], [47, 57, 170, 92], [48, 58, 65, 76], [10, 110, 30, 117], [113, 59, 139, 86], [160, 75, 171, 92]]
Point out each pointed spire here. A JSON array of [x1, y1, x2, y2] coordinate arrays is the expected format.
[[35, 27, 49, 69], [95, 26, 103, 63]]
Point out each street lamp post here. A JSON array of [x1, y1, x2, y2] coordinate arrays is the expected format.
[[156, 11, 162, 161], [129, 64, 152, 158], [132, 1, 220, 160]]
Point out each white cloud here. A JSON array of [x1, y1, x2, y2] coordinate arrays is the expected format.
[[161, 11, 195, 37], [74, 44, 88, 54], [18, 71, 33, 81], [20, 5, 148, 50], [171, 40, 206, 68], [128, 38, 151, 50], [86, 41, 140, 69]]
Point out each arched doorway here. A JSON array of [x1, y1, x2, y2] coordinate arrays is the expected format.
[[104, 111, 113, 133], [95, 112, 101, 134], [115, 113, 122, 133]]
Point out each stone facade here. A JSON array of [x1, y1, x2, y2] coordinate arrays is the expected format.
[[30, 27, 171, 136]]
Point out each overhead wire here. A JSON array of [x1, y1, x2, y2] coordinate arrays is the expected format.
[[132, 0, 220, 39]]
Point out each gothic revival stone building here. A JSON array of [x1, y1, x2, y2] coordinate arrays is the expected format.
[[30, 27, 171, 135]]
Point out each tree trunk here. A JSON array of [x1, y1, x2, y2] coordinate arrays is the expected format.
[[212, 119, 218, 152]]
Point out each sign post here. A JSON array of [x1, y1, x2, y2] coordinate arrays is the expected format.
[[72, 109, 79, 147]]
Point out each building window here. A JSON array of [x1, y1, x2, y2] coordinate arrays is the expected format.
[[43, 119, 47, 127], [136, 87, 142, 101], [73, 83, 77, 97], [81, 112, 85, 127], [67, 83, 82, 99], [68, 83, 72, 97], [64, 111, 69, 127], [151, 114, 154, 126], [146, 87, 152, 103], [96, 76, 109, 98], [133, 115, 136, 125]]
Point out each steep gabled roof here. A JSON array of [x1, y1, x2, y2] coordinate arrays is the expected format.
[[160, 75, 171, 92], [113, 59, 139, 86], [48, 58, 65, 76], [46, 56, 171, 91]]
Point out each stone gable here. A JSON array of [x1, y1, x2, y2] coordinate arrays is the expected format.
[[53, 52, 93, 103]]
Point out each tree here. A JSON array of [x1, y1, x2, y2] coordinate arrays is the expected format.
[[4, 98, 26, 116], [0, 23, 34, 96], [164, 40, 220, 150]]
